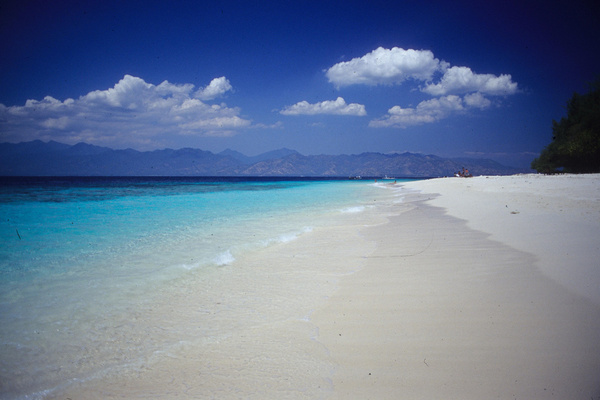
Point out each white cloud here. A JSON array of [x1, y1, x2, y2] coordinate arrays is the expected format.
[[463, 92, 492, 109], [369, 95, 463, 128], [330, 47, 519, 128], [369, 105, 436, 128], [0, 75, 250, 147], [82, 75, 153, 109], [325, 47, 518, 104], [179, 115, 250, 130], [41, 116, 70, 129], [422, 66, 518, 96], [280, 97, 367, 116], [417, 95, 465, 115], [156, 80, 195, 96], [250, 121, 283, 129], [195, 77, 233, 100], [369, 94, 494, 128], [326, 47, 446, 87]]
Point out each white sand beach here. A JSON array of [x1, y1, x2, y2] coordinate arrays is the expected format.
[[57, 174, 600, 399], [313, 174, 600, 399]]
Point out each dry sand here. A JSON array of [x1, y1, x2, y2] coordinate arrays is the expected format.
[[313, 173, 600, 399], [56, 174, 600, 399], [405, 173, 600, 306]]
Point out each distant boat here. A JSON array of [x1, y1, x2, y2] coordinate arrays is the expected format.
[[349, 176, 361, 180]]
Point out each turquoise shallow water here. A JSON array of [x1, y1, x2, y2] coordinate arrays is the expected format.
[[0, 177, 406, 398]]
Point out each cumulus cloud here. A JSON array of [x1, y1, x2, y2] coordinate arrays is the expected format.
[[369, 94, 493, 128], [280, 97, 367, 116], [324, 46, 519, 129], [82, 75, 155, 109], [0, 75, 250, 147], [195, 76, 233, 100], [326, 47, 446, 87], [325, 46, 518, 99], [422, 66, 518, 96], [463, 92, 492, 109]]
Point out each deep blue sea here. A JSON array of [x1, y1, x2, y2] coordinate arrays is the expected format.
[[0, 176, 406, 398]]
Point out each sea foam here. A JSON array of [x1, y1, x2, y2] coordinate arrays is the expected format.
[[213, 250, 235, 266], [263, 226, 313, 246], [341, 205, 366, 213]]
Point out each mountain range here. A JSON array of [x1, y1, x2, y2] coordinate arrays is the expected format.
[[0, 141, 529, 177]]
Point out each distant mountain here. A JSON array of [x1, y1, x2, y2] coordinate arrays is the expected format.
[[241, 152, 523, 177], [219, 148, 299, 164], [0, 140, 528, 177], [0, 141, 242, 176], [218, 149, 251, 163]]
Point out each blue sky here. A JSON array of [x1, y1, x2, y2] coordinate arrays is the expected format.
[[1, 0, 598, 168]]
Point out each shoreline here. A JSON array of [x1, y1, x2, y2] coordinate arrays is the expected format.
[[53, 175, 600, 399], [49, 185, 390, 399]]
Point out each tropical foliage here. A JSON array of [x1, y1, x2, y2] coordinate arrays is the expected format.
[[531, 79, 600, 173]]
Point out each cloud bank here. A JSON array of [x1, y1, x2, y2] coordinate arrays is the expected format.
[[326, 46, 518, 128], [0, 75, 249, 147], [280, 97, 366, 116]]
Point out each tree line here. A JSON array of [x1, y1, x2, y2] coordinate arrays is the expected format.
[[531, 79, 600, 173]]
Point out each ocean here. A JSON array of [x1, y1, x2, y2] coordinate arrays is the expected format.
[[0, 176, 407, 399]]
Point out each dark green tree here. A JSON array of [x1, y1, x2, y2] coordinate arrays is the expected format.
[[531, 79, 600, 173]]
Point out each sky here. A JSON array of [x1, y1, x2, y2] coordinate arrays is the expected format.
[[1, 0, 598, 168]]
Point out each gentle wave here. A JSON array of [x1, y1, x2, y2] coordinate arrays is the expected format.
[[263, 226, 313, 246], [213, 250, 235, 266], [340, 205, 366, 213], [178, 228, 314, 272]]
